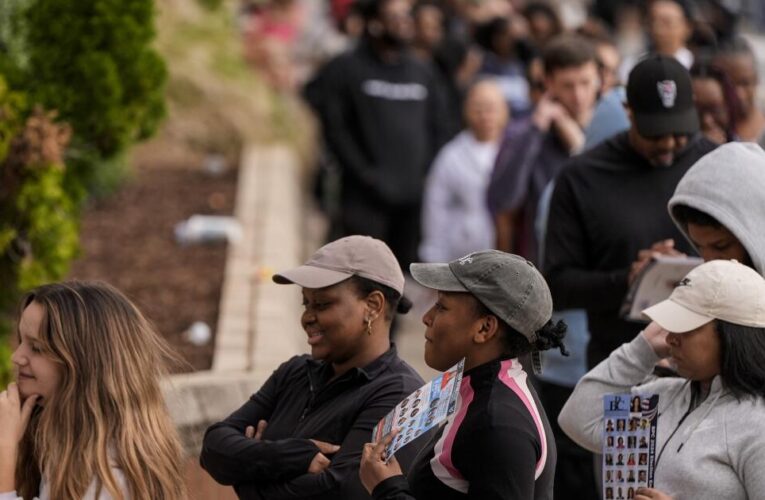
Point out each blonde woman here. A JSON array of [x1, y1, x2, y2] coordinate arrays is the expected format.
[[0, 281, 186, 499]]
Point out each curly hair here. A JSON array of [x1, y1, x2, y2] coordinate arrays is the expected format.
[[471, 296, 568, 357]]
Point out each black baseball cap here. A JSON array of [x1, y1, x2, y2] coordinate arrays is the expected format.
[[626, 55, 699, 138]]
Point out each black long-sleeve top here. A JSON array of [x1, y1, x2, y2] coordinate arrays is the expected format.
[[200, 345, 425, 499], [543, 132, 716, 367], [372, 357, 556, 500], [320, 41, 450, 207]]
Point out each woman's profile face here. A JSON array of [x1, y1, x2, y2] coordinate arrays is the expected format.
[[301, 281, 371, 364], [666, 321, 721, 383], [421, 292, 479, 371], [11, 301, 62, 403]]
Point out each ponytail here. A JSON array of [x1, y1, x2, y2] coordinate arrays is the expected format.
[[533, 320, 569, 356]]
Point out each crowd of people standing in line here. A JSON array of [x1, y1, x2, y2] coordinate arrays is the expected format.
[[298, 0, 765, 499]]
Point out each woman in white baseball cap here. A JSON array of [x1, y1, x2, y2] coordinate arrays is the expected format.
[[559, 259, 765, 500], [200, 235, 427, 499]]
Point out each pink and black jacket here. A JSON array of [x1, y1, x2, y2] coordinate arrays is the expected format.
[[373, 357, 556, 500]]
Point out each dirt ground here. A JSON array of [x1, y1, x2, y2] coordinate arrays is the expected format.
[[67, 150, 237, 372]]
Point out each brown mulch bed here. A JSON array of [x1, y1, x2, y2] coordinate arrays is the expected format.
[[67, 153, 238, 372]]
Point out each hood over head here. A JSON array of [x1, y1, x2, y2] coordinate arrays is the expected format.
[[669, 142, 765, 275]]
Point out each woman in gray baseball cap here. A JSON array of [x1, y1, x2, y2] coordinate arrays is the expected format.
[[361, 250, 568, 500], [559, 260, 765, 500], [201, 235, 427, 499]]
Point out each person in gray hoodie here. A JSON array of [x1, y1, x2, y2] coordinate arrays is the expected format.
[[667, 141, 765, 275], [558, 260, 765, 500]]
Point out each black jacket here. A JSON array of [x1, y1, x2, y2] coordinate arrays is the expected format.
[[543, 132, 716, 367], [320, 41, 450, 206], [372, 357, 556, 500], [200, 346, 425, 499]]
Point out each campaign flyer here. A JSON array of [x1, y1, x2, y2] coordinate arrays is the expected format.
[[602, 394, 659, 500], [620, 255, 702, 322], [372, 358, 464, 459]]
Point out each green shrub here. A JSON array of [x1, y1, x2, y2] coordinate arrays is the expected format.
[[0, 83, 78, 383], [0, 0, 167, 383], [0, 318, 12, 388], [20, 0, 167, 195], [0, 0, 32, 76]]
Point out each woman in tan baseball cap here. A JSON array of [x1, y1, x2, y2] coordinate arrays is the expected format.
[[560, 259, 765, 500], [200, 235, 427, 499]]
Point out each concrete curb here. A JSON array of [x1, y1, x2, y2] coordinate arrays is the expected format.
[[212, 144, 306, 374], [163, 371, 265, 456], [166, 144, 307, 454], [163, 143, 436, 458]]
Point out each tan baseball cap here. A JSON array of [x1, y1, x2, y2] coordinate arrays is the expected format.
[[642, 260, 765, 333], [273, 235, 404, 294]]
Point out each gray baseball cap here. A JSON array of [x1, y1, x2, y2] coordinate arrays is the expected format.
[[410, 250, 553, 342], [273, 235, 405, 294]]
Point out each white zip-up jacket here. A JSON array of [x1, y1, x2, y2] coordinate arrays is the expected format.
[[558, 332, 765, 500], [419, 131, 498, 263]]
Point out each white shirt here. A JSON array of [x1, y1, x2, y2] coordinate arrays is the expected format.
[[419, 131, 499, 262], [0, 466, 129, 499]]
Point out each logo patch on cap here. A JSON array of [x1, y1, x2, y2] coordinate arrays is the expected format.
[[657, 80, 677, 108], [457, 254, 474, 265]]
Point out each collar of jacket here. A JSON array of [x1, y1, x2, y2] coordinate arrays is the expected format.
[[305, 343, 400, 382], [676, 374, 729, 411]]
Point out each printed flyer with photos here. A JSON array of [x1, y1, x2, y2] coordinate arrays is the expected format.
[[372, 359, 465, 460], [620, 255, 702, 322], [602, 393, 659, 500]]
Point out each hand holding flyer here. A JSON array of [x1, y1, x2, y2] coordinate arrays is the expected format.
[[602, 394, 659, 500], [372, 359, 465, 460], [621, 256, 702, 322]]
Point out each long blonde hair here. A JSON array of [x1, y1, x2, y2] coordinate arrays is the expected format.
[[15, 281, 186, 499]]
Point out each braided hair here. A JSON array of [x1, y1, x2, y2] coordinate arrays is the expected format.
[[471, 297, 569, 357], [533, 320, 569, 356]]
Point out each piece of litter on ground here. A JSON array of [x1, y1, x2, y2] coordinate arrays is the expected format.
[[184, 321, 212, 346], [203, 153, 227, 176], [174, 215, 243, 245]]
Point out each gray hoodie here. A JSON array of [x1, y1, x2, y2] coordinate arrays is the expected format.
[[559, 334, 765, 500], [669, 142, 765, 275]]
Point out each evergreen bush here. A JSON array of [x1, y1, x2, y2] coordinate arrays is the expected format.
[[0, 82, 77, 381], [0, 0, 167, 382], [20, 0, 167, 195]]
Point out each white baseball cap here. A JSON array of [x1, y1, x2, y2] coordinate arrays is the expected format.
[[642, 260, 765, 333]]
